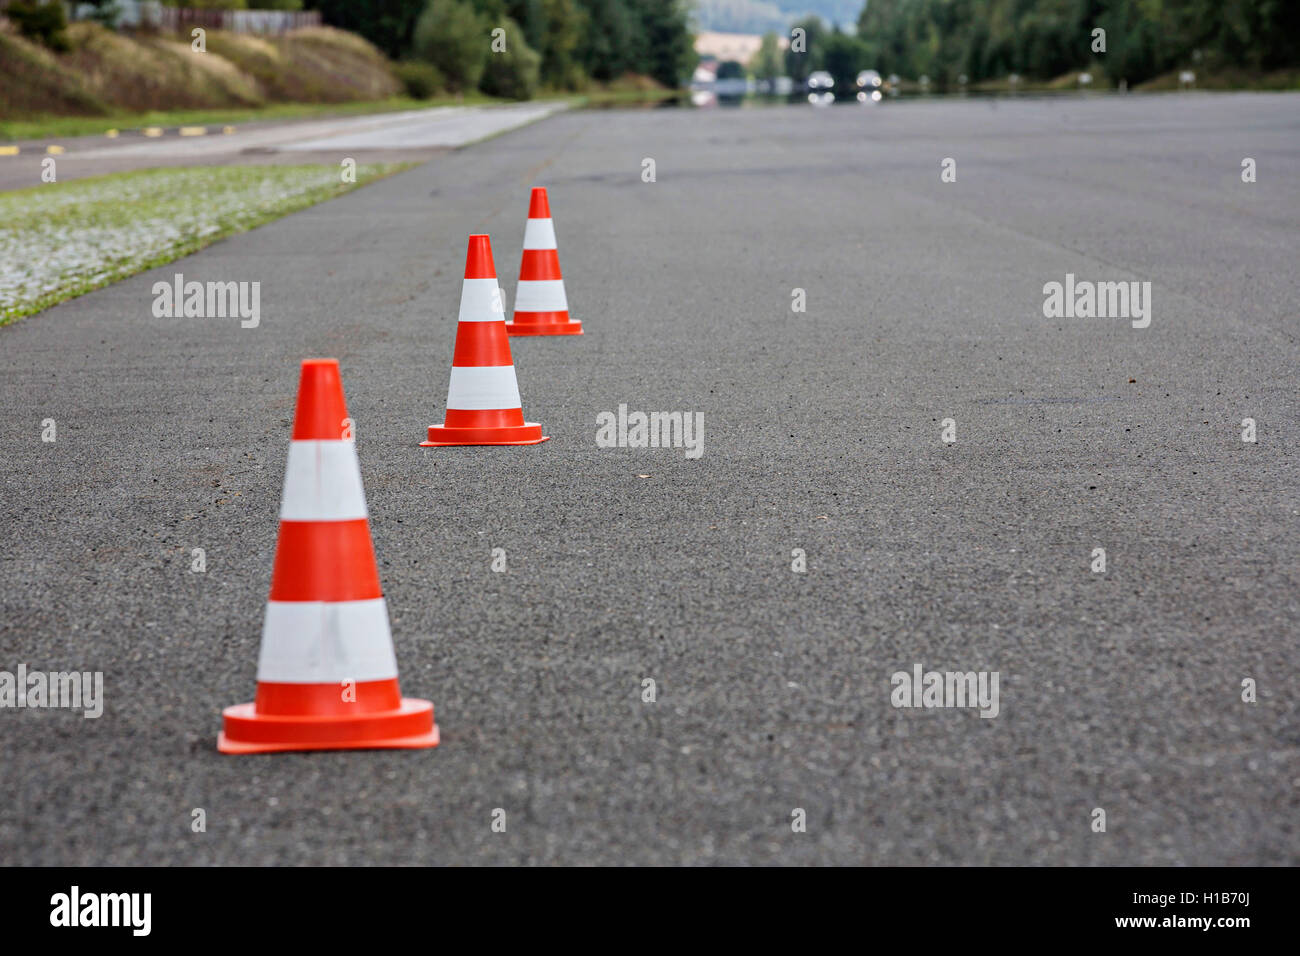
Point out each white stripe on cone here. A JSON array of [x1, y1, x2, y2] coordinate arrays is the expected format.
[[515, 279, 569, 313], [257, 598, 398, 683], [522, 218, 557, 250], [459, 277, 507, 322], [280, 440, 368, 522], [446, 365, 522, 410]]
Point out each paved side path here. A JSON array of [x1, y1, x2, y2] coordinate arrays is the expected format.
[[0, 94, 1297, 864], [0, 102, 568, 190]]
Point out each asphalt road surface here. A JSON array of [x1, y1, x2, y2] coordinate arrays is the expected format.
[[1, 94, 1297, 865]]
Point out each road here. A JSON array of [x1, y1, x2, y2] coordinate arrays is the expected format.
[[0, 101, 567, 191], [1, 94, 1298, 865]]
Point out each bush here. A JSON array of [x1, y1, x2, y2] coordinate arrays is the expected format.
[[411, 0, 486, 94], [479, 18, 540, 100], [6, 1, 71, 53], [395, 60, 443, 99]]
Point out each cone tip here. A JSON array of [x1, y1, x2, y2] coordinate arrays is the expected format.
[[292, 358, 349, 440], [464, 234, 497, 279], [528, 187, 551, 219]]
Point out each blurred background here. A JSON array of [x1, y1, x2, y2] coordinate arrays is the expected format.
[[2, 0, 1298, 133]]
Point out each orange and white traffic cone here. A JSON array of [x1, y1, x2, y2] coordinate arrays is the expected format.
[[505, 187, 581, 336], [422, 234, 550, 446], [219, 359, 439, 754]]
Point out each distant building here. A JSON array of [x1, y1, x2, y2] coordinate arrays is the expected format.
[[693, 31, 786, 68], [693, 62, 718, 85]]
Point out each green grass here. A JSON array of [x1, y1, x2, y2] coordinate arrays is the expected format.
[[1136, 67, 1300, 92], [965, 67, 1300, 94], [0, 163, 410, 325], [572, 88, 686, 107]]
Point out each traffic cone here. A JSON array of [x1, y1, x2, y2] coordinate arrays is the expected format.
[[505, 187, 581, 336], [220, 359, 439, 754], [422, 235, 550, 446]]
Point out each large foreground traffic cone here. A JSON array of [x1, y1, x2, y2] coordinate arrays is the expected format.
[[505, 187, 581, 336], [220, 359, 439, 754], [422, 235, 550, 446]]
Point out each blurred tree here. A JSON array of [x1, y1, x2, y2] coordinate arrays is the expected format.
[[412, 0, 489, 92], [852, 0, 1300, 86], [751, 31, 783, 79], [823, 29, 870, 90], [304, 1, 426, 59], [6, 2, 71, 52], [308, 0, 691, 91], [519, 0, 586, 89], [480, 17, 542, 98], [574, 0, 635, 81], [631, 0, 693, 88]]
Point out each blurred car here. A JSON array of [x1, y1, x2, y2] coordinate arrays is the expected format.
[[807, 70, 835, 105], [856, 69, 884, 103], [807, 71, 834, 92]]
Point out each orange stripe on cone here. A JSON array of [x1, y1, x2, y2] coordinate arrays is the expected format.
[[519, 249, 563, 281], [452, 320, 514, 367], [219, 359, 438, 755], [445, 408, 526, 429], [269, 519, 382, 602], [255, 678, 401, 716]]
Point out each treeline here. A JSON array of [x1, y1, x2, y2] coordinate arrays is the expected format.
[[305, 0, 694, 100], [753, 1, 1300, 91]]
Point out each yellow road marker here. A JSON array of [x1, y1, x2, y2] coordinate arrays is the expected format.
[[106, 129, 119, 138], [179, 126, 207, 137], [144, 127, 164, 137], [222, 126, 236, 135], [0, 145, 19, 156], [46, 145, 65, 155]]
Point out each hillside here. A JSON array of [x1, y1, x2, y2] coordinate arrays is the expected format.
[[0, 20, 401, 120]]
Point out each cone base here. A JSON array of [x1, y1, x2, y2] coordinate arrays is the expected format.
[[421, 421, 550, 446], [505, 320, 583, 337], [218, 698, 438, 754]]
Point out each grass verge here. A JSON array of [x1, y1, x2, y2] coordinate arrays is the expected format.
[[0, 162, 409, 326], [0, 94, 524, 142], [575, 88, 687, 108], [1, 77, 685, 142]]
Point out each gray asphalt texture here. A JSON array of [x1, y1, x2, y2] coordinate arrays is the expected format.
[[2, 94, 1298, 865]]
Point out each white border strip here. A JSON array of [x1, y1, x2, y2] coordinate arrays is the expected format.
[[522, 218, 557, 250], [257, 598, 398, 683], [446, 365, 522, 410], [280, 440, 368, 521], [514, 279, 569, 313], [459, 277, 506, 322]]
